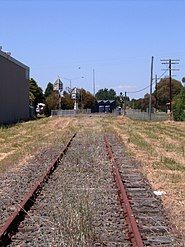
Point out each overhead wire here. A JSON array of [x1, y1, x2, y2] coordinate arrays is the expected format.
[[126, 69, 168, 94]]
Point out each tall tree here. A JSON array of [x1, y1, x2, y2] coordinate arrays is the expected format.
[[44, 82, 53, 98], [129, 98, 142, 109], [29, 78, 44, 107], [140, 93, 156, 111], [173, 88, 185, 121], [78, 88, 96, 109], [95, 88, 117, 100], [153, 78, 183, 111], [60, 91, 74, 109], [45, 91, 59, 112], [29, 91, 35, 105]]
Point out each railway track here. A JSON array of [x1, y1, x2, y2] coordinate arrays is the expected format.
[[0, 129, 176, 246]]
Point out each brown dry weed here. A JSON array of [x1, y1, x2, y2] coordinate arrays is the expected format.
[[0, 115, 184, 242], [107, 116, 185, 241], [0, 117, 78, 173]]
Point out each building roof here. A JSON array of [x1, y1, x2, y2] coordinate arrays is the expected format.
[[53, 77, 63, 91], [97, 100, 115, 103], [0, 49, 29, 71]]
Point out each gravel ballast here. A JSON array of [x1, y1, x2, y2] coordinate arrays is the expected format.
[[9, 129, 131, 246]]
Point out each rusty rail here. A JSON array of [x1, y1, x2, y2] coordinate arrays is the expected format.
[[104, 136, 144, 247], [0, 132, 76, 246]]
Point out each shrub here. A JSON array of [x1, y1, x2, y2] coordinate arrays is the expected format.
[[173, 88, 185, 121]]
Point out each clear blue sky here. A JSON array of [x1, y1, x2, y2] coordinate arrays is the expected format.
[[1, 0, 185, 99]]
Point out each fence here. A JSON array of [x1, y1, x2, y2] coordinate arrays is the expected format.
[[126, 109, 168, 121], [51, 109, 91, 116]]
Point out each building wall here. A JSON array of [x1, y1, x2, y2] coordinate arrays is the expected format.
[[0, 53, 29, 124], [97, 100, 116, 113]]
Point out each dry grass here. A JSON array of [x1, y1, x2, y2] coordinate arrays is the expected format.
[[104, 116, 185, 241], [1, 115, 184, 242], [0, 117, 78, 173]]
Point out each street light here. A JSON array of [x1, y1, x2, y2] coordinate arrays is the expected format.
[[62, 76, 84, 91], [75, 66, 96, 96], [63, 77, 84, 111]]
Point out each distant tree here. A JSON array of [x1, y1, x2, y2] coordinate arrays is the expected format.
[[129, 98, 142, 109], [60, 91, 74, 109], [45, 91, 74, 114], [109, 89, 117, 99], [173, 88, 185, 121], [45, 92, 59, 114], [45, 87, 97, 115], [44, 82, 53, 98], [139, 93, 156, 111], [153, 78, 183, 111], [95, 88, 117, 100], [78, 89, 96, 109], [29, 78, 44, 107]]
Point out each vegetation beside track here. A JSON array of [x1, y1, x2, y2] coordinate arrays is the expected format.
[[105, 116, 185, 241], [0, 115, 184, 242], [0, 117, 78, 173]]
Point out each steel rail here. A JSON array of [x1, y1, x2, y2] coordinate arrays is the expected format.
[[104, 136, 144, 247], [0, 132, 77, 246]]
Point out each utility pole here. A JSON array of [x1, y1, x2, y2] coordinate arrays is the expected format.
[[169, 59, 172, 113], [80, 89, 83, 110], [155, 74, 158, 110], [149, 56, 154, 120], [161, 59, 179, 119], [70, 79, 72, 90], [124, 92, 127, 115], [93, 69, 95, 96]]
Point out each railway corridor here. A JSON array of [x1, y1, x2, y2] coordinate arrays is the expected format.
[[0, 119, 176, 246], [9, 129, 130, 246]]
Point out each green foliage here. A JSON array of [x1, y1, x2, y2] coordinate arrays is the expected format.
[[45, 92, 59, 114], [142, 93, 156, 111], [153, 157, 185, 172], [95, 88, 116, 100], [61, 92, 74, 109], [129, 94, 156, 111], [130, 78, 183, 112], [44, 82, 53, 98], [44, 88, 96, 114], [29, 78, 44, 106], [129, 98, 142, 109], [78, 89, 96, 109], [173, 88, 185, 121], [29, 91, 35, 104], [153, 78, 183, 111]]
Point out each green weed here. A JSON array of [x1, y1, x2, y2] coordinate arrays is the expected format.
[[153, 157, 185, 172]]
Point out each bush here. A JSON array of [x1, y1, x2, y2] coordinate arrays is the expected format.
[[173, 88, 185, 121]]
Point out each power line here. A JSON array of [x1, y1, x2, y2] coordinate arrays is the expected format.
[[126, 69, 168, 94]]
